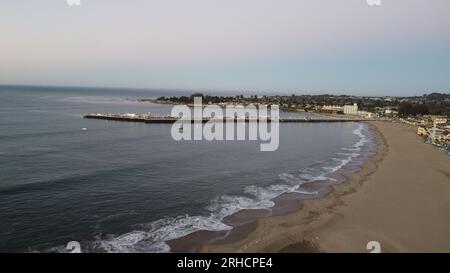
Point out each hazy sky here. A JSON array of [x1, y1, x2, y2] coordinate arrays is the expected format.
[[1, 0, 450, 95]]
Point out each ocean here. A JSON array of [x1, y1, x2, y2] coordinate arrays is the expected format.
[[0, 85, 375, 252]]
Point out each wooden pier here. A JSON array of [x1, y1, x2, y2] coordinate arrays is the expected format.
[[83, 113, 371, 123]]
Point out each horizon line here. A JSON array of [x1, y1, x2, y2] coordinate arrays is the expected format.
[[0, 83, 448, 98]]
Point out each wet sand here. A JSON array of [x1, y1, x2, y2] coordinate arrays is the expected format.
[[199, 121, 450, 253]]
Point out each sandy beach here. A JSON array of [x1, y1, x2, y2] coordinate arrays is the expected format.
[[201, 121, 450, 253]]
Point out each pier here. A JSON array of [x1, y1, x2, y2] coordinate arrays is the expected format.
[[83, 113, 372, 123]]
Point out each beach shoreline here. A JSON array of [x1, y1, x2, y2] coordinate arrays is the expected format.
[[194, 121, 450, 253], [168, 122, 380, 252]]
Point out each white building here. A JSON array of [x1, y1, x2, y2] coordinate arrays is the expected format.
[[384, 109, 398, 115], [358, 111, 374, 119], [433, 117, 447, 125], [322, 105, 344, 112], [344, 103, 358, 115]]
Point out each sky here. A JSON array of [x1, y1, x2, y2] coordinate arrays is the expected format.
[[1, 0, 450, 96]]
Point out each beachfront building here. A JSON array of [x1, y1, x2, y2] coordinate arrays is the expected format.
[[357, 111, 374, 119], [433, 117, 448, 125], [344, 103, 358, 115], [420, 115, 448, 126], [417, 126, 428, 136], [385, 109, 398, 116], [322, 105, 344, 113]]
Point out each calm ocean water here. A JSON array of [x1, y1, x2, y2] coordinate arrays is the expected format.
[[0, 86, 374, 252]]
